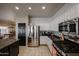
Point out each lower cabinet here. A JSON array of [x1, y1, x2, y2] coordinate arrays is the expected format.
[[52, 46, 57, 56], [0, 41, 19, 56], [52, 45, 62, 56], [9, 41, 19, 56], [0, 47, 9, 56]]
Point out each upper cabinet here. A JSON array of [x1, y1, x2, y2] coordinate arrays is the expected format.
[[59, 17, 79, 35]]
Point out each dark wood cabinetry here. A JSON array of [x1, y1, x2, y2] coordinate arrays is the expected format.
[[0, 47, 9, 56], [9, 41, 19, 56]]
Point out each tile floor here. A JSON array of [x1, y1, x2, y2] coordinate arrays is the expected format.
[[18, 46, 51, 56]]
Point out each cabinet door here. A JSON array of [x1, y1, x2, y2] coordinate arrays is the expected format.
[[0, 47, 9, 56], [52, 46, 57, 56], [9, 41, 19, 56]]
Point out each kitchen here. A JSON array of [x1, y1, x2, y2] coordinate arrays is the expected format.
[[0, 3, 79, 56]]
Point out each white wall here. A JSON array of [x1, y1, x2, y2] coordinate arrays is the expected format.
[[31, 17, 50, 31], [49, 3, 79, 31]]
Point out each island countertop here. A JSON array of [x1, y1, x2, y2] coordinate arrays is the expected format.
[[0, 37, 18, 50]]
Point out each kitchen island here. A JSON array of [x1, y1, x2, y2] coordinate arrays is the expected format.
[[0, 37, 19, 56]]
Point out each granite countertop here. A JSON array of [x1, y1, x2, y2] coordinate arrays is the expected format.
[[53, 34, 79, 44], [64, 36, 79, 44], [0, 37, 18, 50]]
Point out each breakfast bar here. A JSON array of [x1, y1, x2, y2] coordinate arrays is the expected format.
[[0, 37, 19, 56]]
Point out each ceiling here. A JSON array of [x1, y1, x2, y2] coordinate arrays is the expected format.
[[0, 3, 65, 18]]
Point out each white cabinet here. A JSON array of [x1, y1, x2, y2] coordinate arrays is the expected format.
[[40, 36, 47, 45], [46, 37, 52, 53], [40, 36, 53, 54]]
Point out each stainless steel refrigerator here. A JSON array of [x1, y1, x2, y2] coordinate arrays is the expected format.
[[28, 25, 40, 47]]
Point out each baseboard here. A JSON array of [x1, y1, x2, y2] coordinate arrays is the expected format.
[[28, 44, 40, 47], [40, 44, 47, 46]]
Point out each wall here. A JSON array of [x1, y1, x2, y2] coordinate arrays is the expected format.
[[49, 3, 79, 31], [31, 17, 51, 31]]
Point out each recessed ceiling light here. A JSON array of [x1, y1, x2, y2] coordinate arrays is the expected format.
[[42, 6, 46, 10], [15, 6, 19, 10], [28, 7, 32, 10]]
